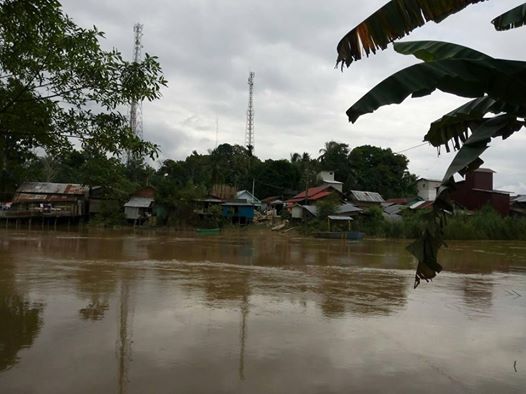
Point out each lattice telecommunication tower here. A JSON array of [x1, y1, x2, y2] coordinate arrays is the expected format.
[[245, 72, 255, 154], [129, 23, 144, 139]]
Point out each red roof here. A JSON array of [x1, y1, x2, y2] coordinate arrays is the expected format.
[[385, 197, 411, 205], [287, 191, 333, 204], [290, 185, 330, 199], [286, 185, 337, 204]]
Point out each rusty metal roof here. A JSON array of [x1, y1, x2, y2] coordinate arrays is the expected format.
[[350, 190, 385, 203], [13, 193, 79, 203], [16, 182, 89, 195]]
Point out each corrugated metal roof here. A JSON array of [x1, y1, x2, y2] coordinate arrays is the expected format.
[[410, 200, 434, 210], [336, 203, 362, 214], [416, 178, 441, 183], [13, 193, 79, 203], [236, 190, 261, 203], [350, 190, 385, 203], [287, 190, 333, 204], [195, 198, 223, 203], [384, 204, 404, 215], [289, 185, 331, 200], [328, 215, 353, 221], [472, 188, 510, 195], [124, 197, 154, 208], [16, 182, 89, 195], [302, 205, 318, 217], [222, 201, 256, 207]]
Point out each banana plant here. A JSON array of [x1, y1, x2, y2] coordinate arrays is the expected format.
[[337, 1, 526, 287]]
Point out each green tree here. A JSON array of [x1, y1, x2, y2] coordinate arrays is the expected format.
[[315, 195, 339, 230], [335, 0, 526, 286], [208, 143, 258, 190], [349, 145, 416, 198], [318, 141, 351, 187], [290, 152, 318, 192], [253, 159, 300, 198], [0, 0, 167, 195]]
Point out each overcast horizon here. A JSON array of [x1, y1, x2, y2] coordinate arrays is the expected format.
[[61, 0, 526, 194]]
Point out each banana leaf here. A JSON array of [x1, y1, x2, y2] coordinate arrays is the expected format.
[[492, 3, 526, 30], [347, 56, 526, 123], [394, 40, 493, 62], [336, 0, 487, 68], [424, 97, 526, 149], [441, 115, 524, 182]]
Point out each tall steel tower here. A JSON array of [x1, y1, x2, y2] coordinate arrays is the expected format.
[[245, 72, 255, 154], [129, 23, 144, 139]]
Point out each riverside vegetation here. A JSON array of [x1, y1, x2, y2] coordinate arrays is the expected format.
[[353, 206, 526, 241]]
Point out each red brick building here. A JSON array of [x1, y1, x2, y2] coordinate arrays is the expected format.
[[450, 168, 510, 216]]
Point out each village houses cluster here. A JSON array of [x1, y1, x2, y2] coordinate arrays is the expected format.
[[1, 168, 525, 226]]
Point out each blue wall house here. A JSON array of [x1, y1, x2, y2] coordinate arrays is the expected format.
[[222, 200, 255, 224], [235, 190, 261, 209]]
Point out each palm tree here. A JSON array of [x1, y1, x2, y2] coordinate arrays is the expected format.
[[336, 1, 526, 287]]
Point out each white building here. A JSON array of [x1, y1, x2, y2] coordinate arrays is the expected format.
[[316, 171, 343, 193], [416, 178, 442, 201]]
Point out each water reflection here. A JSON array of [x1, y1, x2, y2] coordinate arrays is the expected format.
[[75, 263, 117, 321], [0, 230, 525, 393], [0, 252, 44, 372], [462, 277, 494, 317]]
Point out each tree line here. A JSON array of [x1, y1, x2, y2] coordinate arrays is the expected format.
[[7, 141, 418, 203]]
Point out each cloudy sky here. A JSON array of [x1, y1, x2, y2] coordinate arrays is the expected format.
[[61, 0, 526, 194]]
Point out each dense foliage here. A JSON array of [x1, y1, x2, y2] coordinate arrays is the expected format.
[[356, 206, 526, 241], [0, 0, 167, 198]]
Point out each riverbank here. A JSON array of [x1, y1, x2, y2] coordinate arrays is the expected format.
[[3, 205, 526, 241]]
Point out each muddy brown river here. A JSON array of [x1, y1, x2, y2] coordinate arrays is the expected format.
[[0, 229, 525, 393]]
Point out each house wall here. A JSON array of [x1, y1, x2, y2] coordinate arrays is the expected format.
[[125, 206, 140, 220], [291, 206, 303, 219], [450, 187, 510, 216], [466, 171, 493, 190], [317, 171, 335, 182], [12, 199, 84, 216], [416, 180, 441, 201], [222, 205, 255, 222]]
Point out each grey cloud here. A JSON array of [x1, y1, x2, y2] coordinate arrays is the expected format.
[[61, 0, 526, 193]]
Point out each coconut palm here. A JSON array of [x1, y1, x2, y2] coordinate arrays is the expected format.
[[336, 1, 526, 287]]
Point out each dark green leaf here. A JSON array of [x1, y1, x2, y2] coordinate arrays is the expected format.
[[347, 56, 526, 123], [492, 3, 526, 30], [425, 96, 526, 148]]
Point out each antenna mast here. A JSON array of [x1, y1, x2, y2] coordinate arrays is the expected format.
[[245, 72, 255, 154], [130, 23, 144, 140]]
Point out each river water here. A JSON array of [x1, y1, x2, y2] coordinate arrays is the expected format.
[[0, 229, 525, 393]]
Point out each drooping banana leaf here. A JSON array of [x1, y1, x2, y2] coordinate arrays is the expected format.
[[336, 0, 488, 68], [441, 115, 524, 182], [492, 3, 526, 30], [407, 115, 524, 288], [347, 56, 526, 123], [406, 210, 446, 288], [424, 96, 526, 150], [394, 40, 493, 62]]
